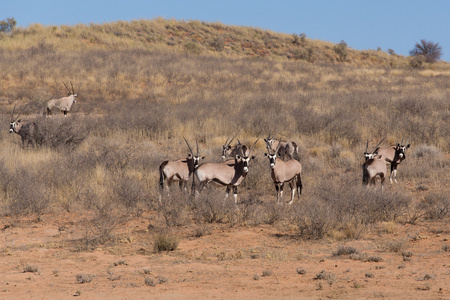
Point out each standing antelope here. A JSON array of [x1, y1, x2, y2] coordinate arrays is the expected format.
[[264, 132, 298, 160], [46, 82, 77, 117], [376, 136, 410, 183], [264, 139, 303, 204], [221, 134, 249, 161], [194, 139, 259, 203], [9, 104, 40, 147], [362, 139, 387, 186], [159, 138, 205, 194]]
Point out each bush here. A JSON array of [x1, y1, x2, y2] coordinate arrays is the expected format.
[[409, 39, 442, 63], [334, 40, 348, 62], [153, 232, 180, 252]]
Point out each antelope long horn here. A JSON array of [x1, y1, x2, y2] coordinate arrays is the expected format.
[[401, 135, 405, 146], [365, 139, 369, 153], [183, 137, 194, 156], [272, 130, 280, 140], [248, 139, 259, 156], [228, 132, 239, 147], [70, 81, 74, 94], [224, 137, 229, 146], [405, 135, 410, 146], [196, 139, 199, 156], [11, 104, 16, 122], [372, 137, 385, 153], [15, 103, 28, 122], [63, 82, 71, 94], [276, 138, 282, 153]]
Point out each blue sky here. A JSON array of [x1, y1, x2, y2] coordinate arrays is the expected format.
[[2, 0, 449, 61]]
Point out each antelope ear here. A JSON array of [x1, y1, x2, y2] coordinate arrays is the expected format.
[[188, 153, 192, 158], [376, 155, 382, 159], [264, 153, 269, 157], [201, 156, 205, 160], [406, 144, 410, 148], [236, 155, 242, 160], [251, 155, 256, 160], [263, 139, 268, 142], [396, 143, 400, 147]]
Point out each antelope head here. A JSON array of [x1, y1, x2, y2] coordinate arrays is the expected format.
[[184, 137, 205, 169], [364, 138, 385, 161], [236, 139, 258, 173], [221, 133, 239, 160], [264, 138, 282, 168], [395, 135, 410, 160], [264, 131, 279, 150], [9, 103, 27, 133], [63, 81, 77, 103]]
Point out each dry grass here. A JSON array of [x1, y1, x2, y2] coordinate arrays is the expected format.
[[0, 19, 448, 246]]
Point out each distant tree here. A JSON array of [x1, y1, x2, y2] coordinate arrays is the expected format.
[[387, 49, 396, 55], [0, 17, 17, 34], [292, 33, 306, 45], [334, 40, 348, 62], [409, 39, 442, 63]]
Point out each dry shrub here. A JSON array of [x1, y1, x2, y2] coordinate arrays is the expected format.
[[78, 202, 128, 251], [111, 174, 146, 217], [157, 192, 190, 226], [419, 191, 449, 220], [293, 178, 411, 239], [3, 166, 51, 216], [35, 115, 88, 149], [153, 231, 179, 252], [333, 245, 360, 256], [191, 189, 234, 224]]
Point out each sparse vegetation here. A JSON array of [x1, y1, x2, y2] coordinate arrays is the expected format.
[[153, 232, 180, 252], [0, 20, 448, 299], [76, 274, 94, 284]]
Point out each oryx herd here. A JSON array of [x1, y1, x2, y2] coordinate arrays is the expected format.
[[7, 82, 411, 203], [160, 132, 411, 204], [9, 82, 78, 146]]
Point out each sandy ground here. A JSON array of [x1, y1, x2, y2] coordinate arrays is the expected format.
[[0, 211, 449, 300]]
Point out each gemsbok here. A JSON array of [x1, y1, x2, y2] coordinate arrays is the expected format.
[[194, 139, 259, 204], [45, 82, 77, 117], [264, 139, 303, 204], [264, 132, 298, 160], [159, 138, 205, 195], [221, 134, 249, 161], [376, 136, 410, 183], [9, 104, 40, 147], [362, 139, 387, 186]]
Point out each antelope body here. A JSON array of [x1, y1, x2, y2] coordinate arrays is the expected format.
[[362, 155, 387, 186], [46, 82, 77, 117], [376, 137, 410, 183], [264, 140, 302, 204], [159, 138, 204, 194], [9, 104, 40, 147], [195, 139, 258, 203], [362, 139, 387, 186], [264, 132, 298, 160]]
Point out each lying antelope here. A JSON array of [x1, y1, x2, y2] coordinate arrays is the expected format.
[[159, 138, 205, 194], [362, 139, 386, 186], [221, 134, 249, 161], [194, 139, 259, 203], [376, 136, 410, 183], [264, 132, 298, 160], [46, 82, 77, 117], [9, 104, 40, 147], [264, 139, 303, 204]]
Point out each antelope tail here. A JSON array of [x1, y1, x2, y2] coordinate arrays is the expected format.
[[159, 161, 169, 190], [292, 141, 300, 161]]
